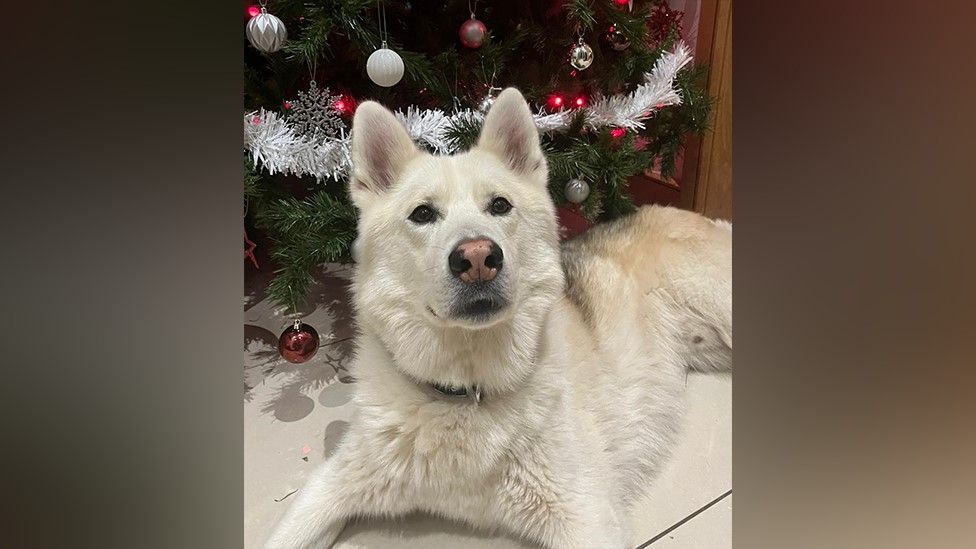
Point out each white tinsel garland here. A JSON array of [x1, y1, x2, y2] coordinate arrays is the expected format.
[[245, 43, 692, 180]]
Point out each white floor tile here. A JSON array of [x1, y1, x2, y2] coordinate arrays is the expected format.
[[627, 374, 732, 545], [646, 495, 731, 549]]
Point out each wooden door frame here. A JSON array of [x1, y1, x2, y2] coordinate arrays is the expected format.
[[679, 0, 730, 215]]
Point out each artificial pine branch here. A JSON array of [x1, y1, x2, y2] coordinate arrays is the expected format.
[[255, 191, 357, 312], [565, 0, 598, 31]]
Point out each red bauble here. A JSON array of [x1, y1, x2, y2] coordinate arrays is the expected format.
[[278, 321, 320, 364], [459, 17, 487, 48]]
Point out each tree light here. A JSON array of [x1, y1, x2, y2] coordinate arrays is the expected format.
[[247, 5, 261, 18], [333, 96, 357, 114], [574, 96, 587, 108], [548, 95, 565, 109], [610, 128, 627, 138]]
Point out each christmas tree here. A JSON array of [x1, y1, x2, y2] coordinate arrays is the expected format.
[[245, 0, 711, 313]]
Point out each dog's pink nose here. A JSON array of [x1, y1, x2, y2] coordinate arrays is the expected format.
[[448, 238, 504, 283]]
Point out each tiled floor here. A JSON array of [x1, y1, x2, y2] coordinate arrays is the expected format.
[[245, 264, 732, 548]]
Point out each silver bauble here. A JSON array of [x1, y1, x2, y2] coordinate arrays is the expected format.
[[569, 40, 594, 70], [246, 8, 287, 53], [366, 44, 405, 87], [564, 178, 591, 204]]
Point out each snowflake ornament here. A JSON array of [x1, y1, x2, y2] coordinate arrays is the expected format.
[[287, 81, 346, 138]]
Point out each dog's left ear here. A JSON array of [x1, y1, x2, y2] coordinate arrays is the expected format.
[[476, 88, 546, 183]]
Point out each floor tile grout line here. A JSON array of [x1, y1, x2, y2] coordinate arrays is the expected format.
[[633, 489, 732, 548]]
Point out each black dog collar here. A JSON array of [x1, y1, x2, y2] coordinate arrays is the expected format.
[[430, 382, 483, 403]]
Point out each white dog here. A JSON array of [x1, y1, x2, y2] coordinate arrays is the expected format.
[[264, 88, 732, 548]]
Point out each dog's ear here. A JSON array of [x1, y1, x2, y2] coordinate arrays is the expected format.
[[476, 88, 546, 182], [350, 101, 418, 202]]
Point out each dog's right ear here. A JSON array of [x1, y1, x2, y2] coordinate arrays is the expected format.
[[350, 101, 418, 203]]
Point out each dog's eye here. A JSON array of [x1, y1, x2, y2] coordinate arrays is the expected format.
[[408, 204, 436, 224], [489, 197, 513, 216]]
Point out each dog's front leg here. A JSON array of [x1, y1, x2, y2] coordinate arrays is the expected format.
[[263, 435, 398, 549], [496, 467, 627, 549], [529, 499, 627, 549], [263, 451, 354, 549]]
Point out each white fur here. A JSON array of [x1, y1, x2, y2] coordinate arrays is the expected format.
[[264, 89, 732, 549]]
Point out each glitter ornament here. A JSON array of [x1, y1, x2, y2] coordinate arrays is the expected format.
[[278, 320, 320, 364], [459, 16, 488, 48], [367, 43, 404, 87], [649, 4, 685, 46], [246, 4, 287, 53], [569, 38, 594, 70], [287, 81, 345, 138], [564, 178, 590, 203]]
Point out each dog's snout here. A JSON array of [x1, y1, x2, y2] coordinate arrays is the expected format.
[[448, 238, 503, 283]]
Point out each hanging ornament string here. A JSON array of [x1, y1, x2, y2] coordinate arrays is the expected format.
[[478, 65, 502, 113], [304, 41, 317, 83], [376, 0, 388, 48], [300, 8, 319, 112]]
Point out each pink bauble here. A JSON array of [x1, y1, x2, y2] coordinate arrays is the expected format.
[[459, 18, 487, 49]]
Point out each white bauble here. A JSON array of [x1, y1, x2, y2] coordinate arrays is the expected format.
[[366, 46, 404, 87], [564, 178, 591, 203], [246, 8, 287, 53]]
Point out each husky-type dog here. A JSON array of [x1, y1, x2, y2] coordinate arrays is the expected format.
[[264, 88, 732, 548]]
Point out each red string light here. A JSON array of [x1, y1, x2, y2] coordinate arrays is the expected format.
[[548, 94, 565, 109], [574, 96, 587, 108], [333, 95, 357, 115], [247, 5, 261, 18], [610, 128, 627, 138]]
